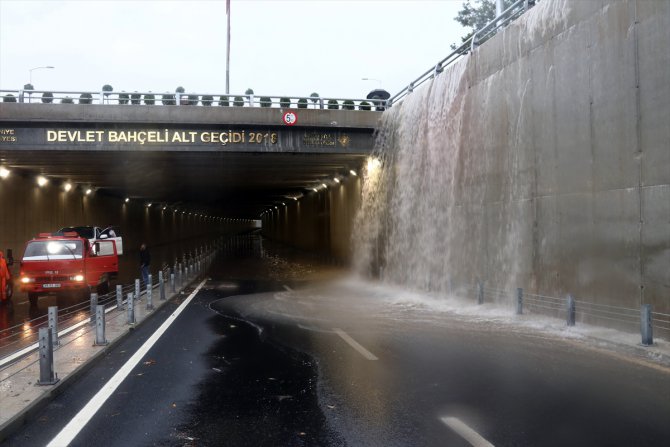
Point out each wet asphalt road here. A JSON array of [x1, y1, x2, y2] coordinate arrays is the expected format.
[[2, 234, 670, 446], [0, 237, 213, 354]]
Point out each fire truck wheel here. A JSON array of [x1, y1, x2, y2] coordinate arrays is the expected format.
[[97, 279, 110, 295], [28, 293, 39, 306]]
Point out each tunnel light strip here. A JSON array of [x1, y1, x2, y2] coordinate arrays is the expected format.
[[47, 279, 207, 447]]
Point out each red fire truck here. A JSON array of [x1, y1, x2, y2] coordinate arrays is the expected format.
[[19, 232, 119, 306]]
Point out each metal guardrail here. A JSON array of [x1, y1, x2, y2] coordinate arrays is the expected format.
[[0, 239, 222, 372], [467, 281, 669, 345], [0, 89, 387, 111], [389, 0, 537, 106]]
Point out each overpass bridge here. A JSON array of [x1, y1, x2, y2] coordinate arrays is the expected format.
[[0, 101, 380, 219]]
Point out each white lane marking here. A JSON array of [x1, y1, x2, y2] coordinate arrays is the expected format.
[[333, 328, 378, 361], [47, 279, 208, 447], [440, 416, 494, 447], [283, 285, 293, 292]]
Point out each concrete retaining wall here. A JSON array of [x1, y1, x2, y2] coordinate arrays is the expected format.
[[352, 0, 669, 317]]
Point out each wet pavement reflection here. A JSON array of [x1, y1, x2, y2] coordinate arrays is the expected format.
[[0, 235, 220, 356]]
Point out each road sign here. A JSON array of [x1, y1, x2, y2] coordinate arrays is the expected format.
[[282, 111, 297, 126]]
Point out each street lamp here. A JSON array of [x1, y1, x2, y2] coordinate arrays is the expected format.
[[29, 66, 55, 84]]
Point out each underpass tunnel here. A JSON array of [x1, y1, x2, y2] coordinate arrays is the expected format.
[[0, 105, 379, 298]]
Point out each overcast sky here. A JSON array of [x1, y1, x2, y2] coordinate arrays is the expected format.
[[0, 0, 467, 100]]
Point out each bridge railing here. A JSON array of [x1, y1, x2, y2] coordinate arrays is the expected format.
[[389, 0, 538, 106], [0, 89, 388, 111]]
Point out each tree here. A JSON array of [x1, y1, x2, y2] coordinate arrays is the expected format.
[[280, 97, 291, 108], [61, 96, 74, 104], [144, 93, 156, 105], [41, 92, 54, 104], [119, 92, 129, 105], [259, 96, 272, 107], [23, 83, 34, 103], [162, 93, 176, 106], [309, 92, 320, 108], [175, 86, 186, 105], [342, 100, 355, 110], [297, 98, 308, 109], [359, 101, 371, 111], [233, 96, 244, 107], [79, 93, 93, 104], [219, 95, 230, 107], [130, 92, 141, 105], [202, 95, 214, 106], [452, 0, 516, 49], [327, 99, 339, 110], [102, 84, 113, 104]]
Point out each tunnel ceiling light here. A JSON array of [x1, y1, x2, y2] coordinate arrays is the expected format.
[[333, 177, 340, 183], [85, 188, 93, 195], [350, 169, 357, 176], [37, 176, 48, 187], [312, 188, 318, 192], [125, 197, 130, 203], [63, 182, 72, 192], [321, 183, 327, 189], [0, 167, 10, 178], [367, 157, 381, 172]]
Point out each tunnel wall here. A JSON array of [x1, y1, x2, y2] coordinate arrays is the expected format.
[[352, 0, 669, 318], [261, 174, 362, 263], [0, 172, 232, 273]]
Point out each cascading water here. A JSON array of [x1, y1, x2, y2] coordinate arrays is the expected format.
[[350, 1, 570, 297]]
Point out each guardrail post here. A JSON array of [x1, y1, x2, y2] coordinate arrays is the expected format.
[[516, 288, 523, 315], [146, 274, 154, 310], [477, 281, 484, 305], [566, 294, 576, 326], [37, 327, 59, 385], [127, 292, 135, 324], [48, 306, 59, 346], [135, 278, 141, 301], [90, 292, 98, 324], [94, 305, 108, 346], [171, 271, 176, 293], [641, 304, 653, 346], [116, 284, 123, 310], [159, 270, 166, 300]]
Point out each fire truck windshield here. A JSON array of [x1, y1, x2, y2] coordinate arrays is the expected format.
[[23, 240, 84, 260]]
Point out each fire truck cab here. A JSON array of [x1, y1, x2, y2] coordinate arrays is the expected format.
[[19, 232, 119, 306]]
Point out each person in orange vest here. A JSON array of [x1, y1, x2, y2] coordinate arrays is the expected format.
[[0, 251, 9, 302]]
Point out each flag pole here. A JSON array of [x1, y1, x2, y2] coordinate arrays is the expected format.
[[226, 0, 231, 94]]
